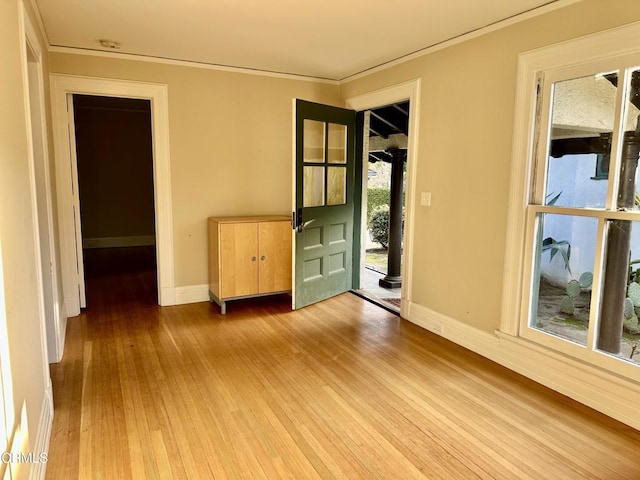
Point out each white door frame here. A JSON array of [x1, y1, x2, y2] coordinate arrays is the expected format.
[[346, 79, 421, 318], [19, 6, 54, 471], [23, 12, 63, 362], [50, 74, 175, 317]]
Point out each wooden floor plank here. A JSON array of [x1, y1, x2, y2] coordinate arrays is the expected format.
[[46, 247, 640, 479]]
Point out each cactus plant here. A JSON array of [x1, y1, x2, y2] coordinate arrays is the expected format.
[[627, 281, 640, 307], [579, 271, 593, 289], [559, 296, 575, 315], [558, 275, 592, 316], [624, 297, 635, 320], [566, 280, 581, 298], [623, 314, 640, 334]]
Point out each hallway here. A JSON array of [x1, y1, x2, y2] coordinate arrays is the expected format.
[[82, 246, 158, 310]]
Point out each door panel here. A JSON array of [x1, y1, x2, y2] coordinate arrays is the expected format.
[[67, 94, 87, 308], [258, 221, 292, 293], [294, 100, 356, 309], [220, 222, 258, 297]]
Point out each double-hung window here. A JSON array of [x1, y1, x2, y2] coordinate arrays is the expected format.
[[504, 24, 640, 380]]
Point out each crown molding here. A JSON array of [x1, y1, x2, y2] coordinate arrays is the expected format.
[[24, 0, 49, 46], [340, 0, 582, 83], [48, 46, 340, 85], [44, 1, 580, 85]]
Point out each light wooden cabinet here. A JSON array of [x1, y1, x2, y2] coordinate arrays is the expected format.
[[208, 216, 292, 313]]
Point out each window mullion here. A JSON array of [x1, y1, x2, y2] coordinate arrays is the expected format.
[[532, 205, 610, 219], [586, 218, 608, 351], [606, 66, 631, 211], [532, 74, 553, 205], [519, 206, 541, 335], [323, 122, 329, 206]]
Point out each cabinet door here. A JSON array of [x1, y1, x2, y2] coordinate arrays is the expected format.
[[258, 221, 292, 294], [220, 222, 258, 298]]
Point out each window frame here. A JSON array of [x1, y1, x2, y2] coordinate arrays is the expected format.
[[501, 23, 640, 382]]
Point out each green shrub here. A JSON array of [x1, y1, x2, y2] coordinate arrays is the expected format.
[[369, 205, 390, 248], [367, 188, 390, 222]]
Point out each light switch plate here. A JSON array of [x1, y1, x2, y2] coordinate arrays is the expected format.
[[421, 192, 431, 206]]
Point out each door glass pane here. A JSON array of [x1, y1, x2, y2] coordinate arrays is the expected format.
[[304, 120, 325, 163], [597, 219, 640, 366], [327, 123, 347, 164], [621, 67, 640, 212], [327, 167, 346, 205], [530, 213, 597, 347], [303, 166, 325, 207], [545, 73, 617, 208]]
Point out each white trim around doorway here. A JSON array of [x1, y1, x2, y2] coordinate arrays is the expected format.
[[346, 79, 421, 319], [50, 74, 175, 318], [22, 3, 63, 366]]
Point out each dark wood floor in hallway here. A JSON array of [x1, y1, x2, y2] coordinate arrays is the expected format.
[[47, 248, 640, 479]]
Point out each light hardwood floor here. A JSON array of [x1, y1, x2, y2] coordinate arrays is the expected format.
[[47, 248, 640, 479]]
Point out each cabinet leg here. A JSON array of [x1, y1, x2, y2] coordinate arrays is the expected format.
[[209, 291, 227, 314]]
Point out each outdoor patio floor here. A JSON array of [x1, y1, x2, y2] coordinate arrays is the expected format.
[[356, 266, 402, 312]]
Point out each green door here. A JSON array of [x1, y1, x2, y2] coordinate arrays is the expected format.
[[293, 100, 356, 309]]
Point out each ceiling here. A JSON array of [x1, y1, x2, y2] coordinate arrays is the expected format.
[[36, 0, 569, 81], [368, 101, 409, 163], [369, 102, 409, 140]]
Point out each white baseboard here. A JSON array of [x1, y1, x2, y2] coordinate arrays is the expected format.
[[83, 235, 156, 249], [174, 284, 209, 305], [407, 301, 640, 432], [29, 380, 53, 480]]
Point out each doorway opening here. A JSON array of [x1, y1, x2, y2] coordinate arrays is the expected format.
[[355, 101, 410, 313], [72, 94, 157, 307]]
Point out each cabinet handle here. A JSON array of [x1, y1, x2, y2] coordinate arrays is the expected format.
[[261, 255, 266, 261], [251, 256, 257, 261]]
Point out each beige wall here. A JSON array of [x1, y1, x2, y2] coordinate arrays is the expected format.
[[0, 1, 51, 477], [341, 0, 640, 333], [46, 1, 640, 324], [49, 54, 340, 287]]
